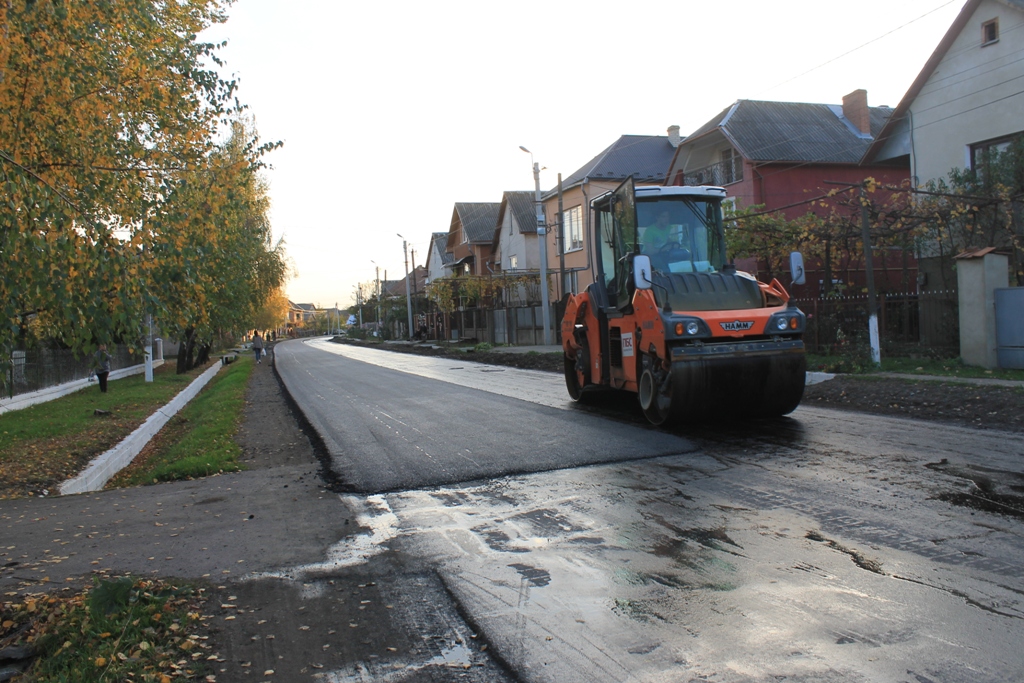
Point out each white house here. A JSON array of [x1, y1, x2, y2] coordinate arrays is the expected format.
[[865, 0, 1024, 186]]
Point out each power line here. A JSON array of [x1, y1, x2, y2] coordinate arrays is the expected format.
[[753, 0, 961, 97]]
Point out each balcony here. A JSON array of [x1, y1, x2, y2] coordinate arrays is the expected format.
[[683, 158, 743, 186]]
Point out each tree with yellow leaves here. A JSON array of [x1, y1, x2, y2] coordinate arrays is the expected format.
[[1, 1, 288, 382], [1, 0, 237, 369]]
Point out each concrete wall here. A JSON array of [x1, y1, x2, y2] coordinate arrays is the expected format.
[[957, 252, 1009, 368]]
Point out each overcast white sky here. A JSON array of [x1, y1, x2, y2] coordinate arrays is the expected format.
[[204, 0, 966, 309]]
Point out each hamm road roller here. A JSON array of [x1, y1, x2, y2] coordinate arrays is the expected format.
[[561, 178, 807, 426]]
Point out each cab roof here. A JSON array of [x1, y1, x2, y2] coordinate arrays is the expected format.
[[635, 185, 727, 198]]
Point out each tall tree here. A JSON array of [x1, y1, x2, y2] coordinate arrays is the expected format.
[[1, 0, 237, 373]]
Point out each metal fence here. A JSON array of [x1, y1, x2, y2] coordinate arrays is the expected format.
[[4, 344, 137, 399], [794, 290, 959, 357]]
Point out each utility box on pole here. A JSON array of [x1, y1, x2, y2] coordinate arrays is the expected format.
[[955, 248, 1009, 369]]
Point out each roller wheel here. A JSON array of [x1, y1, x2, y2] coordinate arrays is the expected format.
[[564, 354, 589, 402], [639, 354, 680, 426]]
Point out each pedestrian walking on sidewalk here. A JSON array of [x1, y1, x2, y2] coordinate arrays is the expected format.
[[93, 343, 111, 393], [252, 332, 264, 364]]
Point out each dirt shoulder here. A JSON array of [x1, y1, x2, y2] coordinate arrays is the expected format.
[[335, 338, 1024, 434]]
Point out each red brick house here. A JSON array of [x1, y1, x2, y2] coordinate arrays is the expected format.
[[667, 90, 914, 296]]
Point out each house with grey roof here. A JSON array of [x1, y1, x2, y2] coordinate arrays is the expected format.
[[492, 191, 538, 272], [666, 91, 909, 217], [491, 190, 541, 306], [426, 232, 453, 286], [541, 130, 681, 301], [445, 202, 501, 277]]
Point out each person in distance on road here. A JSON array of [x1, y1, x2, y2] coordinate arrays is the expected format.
[[93, 343, 111, 393], [252, 331, 264, 364]]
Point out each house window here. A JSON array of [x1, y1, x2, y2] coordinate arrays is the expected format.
[[508, 255, 518, 270], [720, 148, 743, 184], [970, 134, 1017, 172], [982, 18, 998, 46], [563, 205, 583, 252]]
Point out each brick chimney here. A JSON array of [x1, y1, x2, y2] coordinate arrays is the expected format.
[[842, 89, 871, 135], [667, 124, 682, 148]]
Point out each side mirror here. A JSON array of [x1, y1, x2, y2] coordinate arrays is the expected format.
[[789, 251, 806, 286], [633, 254, 652, 290]]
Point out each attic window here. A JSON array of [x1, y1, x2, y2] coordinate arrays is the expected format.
[[982, 18, 998, 46]]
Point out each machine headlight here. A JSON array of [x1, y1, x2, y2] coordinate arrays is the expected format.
[[766, 311, 805, 334], [672, 318, 708, 337]]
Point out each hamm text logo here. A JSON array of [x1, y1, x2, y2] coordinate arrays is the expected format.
[[720, 320, 754, 331]]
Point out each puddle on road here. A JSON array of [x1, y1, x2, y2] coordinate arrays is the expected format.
[[506, 507, 584, 535], [925, 458, 1024, 519], [933, 491, 1024, 519], [244, 495, 398, 582], [431, 484, 520, 508], [473, 525, 529, 553], [508, 563, 551, 587]]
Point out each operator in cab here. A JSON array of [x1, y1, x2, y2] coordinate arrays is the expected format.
[[640, 209, 690, 270]]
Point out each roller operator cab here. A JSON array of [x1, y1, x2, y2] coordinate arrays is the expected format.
[[560, 178, 808, 426]]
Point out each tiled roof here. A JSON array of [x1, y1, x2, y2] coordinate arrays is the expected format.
[[686, 100, 893, 164], [551, 135, 676, 196], [499, 191, 537, 235], [454, 202, 501, 243], [431, 232, 453, 265]]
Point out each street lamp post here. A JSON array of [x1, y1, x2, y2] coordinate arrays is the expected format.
[[398, 233, 414, 339], [519, 146, 551, 345], [370, 260, 381, 336]]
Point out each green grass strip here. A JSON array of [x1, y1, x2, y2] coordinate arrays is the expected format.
[[111, 357, 253, 486], [0, 362, 211, 499]]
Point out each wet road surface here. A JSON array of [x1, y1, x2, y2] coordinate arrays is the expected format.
[[276, 339, 1024, 682]]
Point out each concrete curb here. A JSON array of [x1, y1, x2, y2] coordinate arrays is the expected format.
[[0, 360, 165, 415], [59, 361, 224, 496]]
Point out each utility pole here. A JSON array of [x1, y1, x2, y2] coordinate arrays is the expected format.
[[145, 313, 153, 382], [860, 185, 881, 366], [411, 248, 418, 331], [520, 146, 551, 345], [825, 179, 881, 366], [372, 262, 381, 336], [398, 234, 413, 339], [557, 173, 565, 299]]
